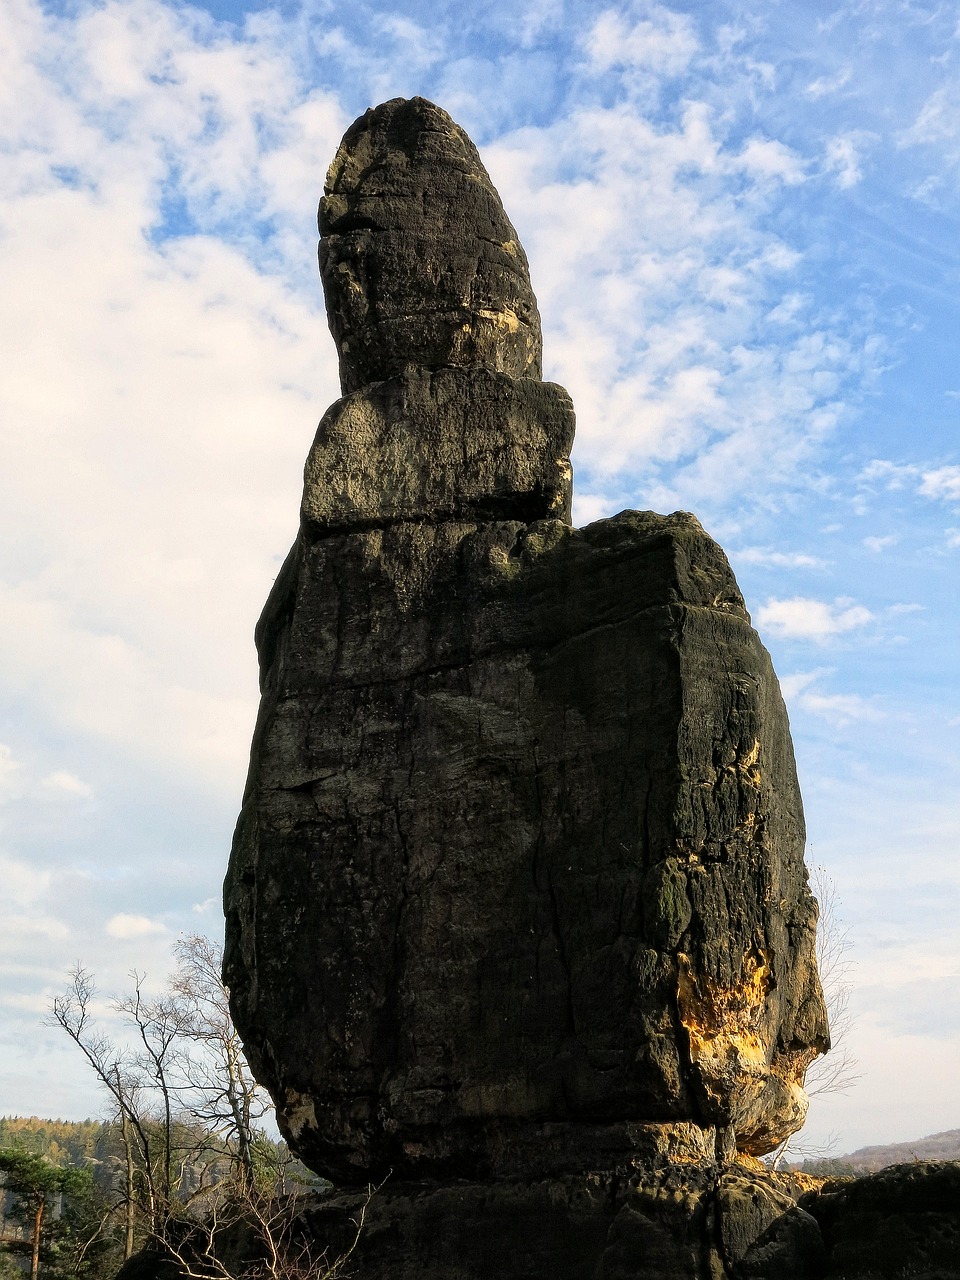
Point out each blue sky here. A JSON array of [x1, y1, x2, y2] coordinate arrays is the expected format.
[[1, 0, 958, 1155]]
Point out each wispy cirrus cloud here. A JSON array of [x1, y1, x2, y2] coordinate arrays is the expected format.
[[734, 546, 826, 569], [780, 670, 883, 727], [863, 534, 898, 552]]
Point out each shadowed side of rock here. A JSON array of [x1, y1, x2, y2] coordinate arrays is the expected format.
[[224, 96, 829, 1190], [218, 95, 845, 1280], [225, 496, 827, 1183], [293, 1161, 960, 1280], [114, 1161, 960, 1280]]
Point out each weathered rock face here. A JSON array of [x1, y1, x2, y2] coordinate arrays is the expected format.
[[300, 1158, 795, 1280], [223, 98, 829, 1192], [116, 1159, 960, 1280], [799, 1160, 960, 1278], [319, 96, 542, 394]]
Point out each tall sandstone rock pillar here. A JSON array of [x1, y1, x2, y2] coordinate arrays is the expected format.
[[223, 97, 829, 1194]]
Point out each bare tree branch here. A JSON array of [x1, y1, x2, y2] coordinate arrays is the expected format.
[[770, 864, 864, 1169], [48, 938, 368, 1278]]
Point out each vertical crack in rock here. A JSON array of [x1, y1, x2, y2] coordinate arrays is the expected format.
[[223, 95, 830, 1200]]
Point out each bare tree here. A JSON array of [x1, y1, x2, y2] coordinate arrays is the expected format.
[[167, 935, 271, 1194], [50, 969, 161, 1250], [803, 865, 862, 1099], [159, 1177, 380, 1280], [113, 972, 192, 1216], [770, 863, 863, 1168], [50, 937, 374, 1278]]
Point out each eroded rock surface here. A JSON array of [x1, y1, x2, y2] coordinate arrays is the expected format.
[[115, 1159, 960, 1280], [224, 97, 828, 1196], [800, 1161, 960, 1279], [319, 96, 542, 393]]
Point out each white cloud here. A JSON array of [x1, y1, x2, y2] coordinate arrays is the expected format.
[[585, 6, 698, 78], [901, 84, 960, 149], [0, 3, 346, 795], [42, 771, 94, 799], [572, 491, 624, 526], [863, 534, 897, 552], [0, 854, 71, 957], [375, 14, 445, 70], [919, 464, 960, 504], [806, 67, 852, 99], [764, 292, 809, 325], [484, 92, 879, 512], [0, 744, 22, 797], [105, 913, 167, 940], [517, 0, 564, 46], [824, 133, 866, 189], [857, 459, 960, 519], [898, 74, 960, 205], [735, 547, 825, 569], [757, 596, 873, 641], [857, 459, 919, 489], [737, 136, 806, 186], [0, 584, 257, 791], [909, 173, 944, 206], [779, 670, 883, 726], [0, 855, 52, 908], [0, 743, 94, 808], [0, 915, 71, 943], [798, 690, 878, 724]]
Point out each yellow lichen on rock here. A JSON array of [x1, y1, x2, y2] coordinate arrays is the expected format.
[[477, 306, 522, 332], [738, 736, 761, 782], [676, 947, 770, 1078]]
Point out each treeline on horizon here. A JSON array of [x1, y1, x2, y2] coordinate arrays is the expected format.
[[0, 1118, 108, 1173], [1, 1118, 137, 1195], [0, 1114, 316, 1280], [0, 1115, 299, 1193]]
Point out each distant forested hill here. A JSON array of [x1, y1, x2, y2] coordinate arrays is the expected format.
[[840, 1128, 960, 1170], [0, 1117, 118, 1187], [799, 1128, 960, 1176], [0, 1114, 315, 1192]]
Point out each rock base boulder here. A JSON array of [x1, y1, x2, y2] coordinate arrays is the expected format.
[[295, 1158, 960, 1280]]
